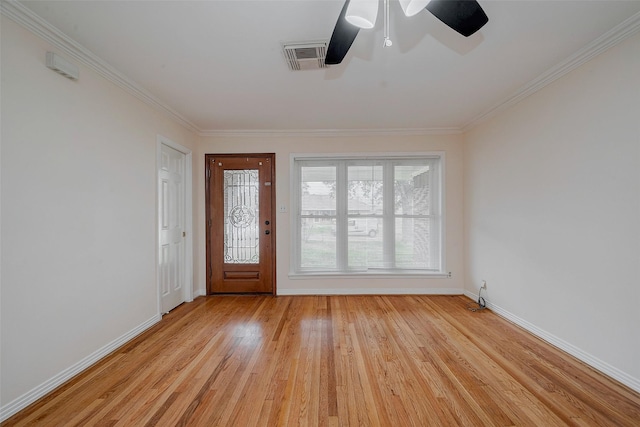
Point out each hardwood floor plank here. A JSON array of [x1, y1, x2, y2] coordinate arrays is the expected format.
[[3, 295, 639, 426], [395, 298, 532, 424], [428, 296, 640, 425]]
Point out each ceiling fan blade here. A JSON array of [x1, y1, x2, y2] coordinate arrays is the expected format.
[[426, 0, 488, 37], [325, 0, 360, 65]]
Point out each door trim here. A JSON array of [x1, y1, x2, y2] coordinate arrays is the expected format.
[[157, 135, 193, 315], [205, 153, 276, 295]]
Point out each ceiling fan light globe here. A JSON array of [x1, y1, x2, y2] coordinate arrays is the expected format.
[[345, 0, 379, 29], [399, 0, 431, 17], [345, 16, 375, 29]]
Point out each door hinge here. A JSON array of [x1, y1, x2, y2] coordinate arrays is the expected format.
[[206, 168, 211, 179], [208, 219, 212, 228], [182, 231, 186, 237]]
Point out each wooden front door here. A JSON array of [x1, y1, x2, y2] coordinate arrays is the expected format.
[[206, 154, 275, 294]]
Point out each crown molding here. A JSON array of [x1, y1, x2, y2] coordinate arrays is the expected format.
[[1, 0, 459, 140], [1, 0, 200, 134], [0, 0, 463, 139], [461, 10, 640, 132], [4, 0, 639, 138], [198, 127, 463, 138]]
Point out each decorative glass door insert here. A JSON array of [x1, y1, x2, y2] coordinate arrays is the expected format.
[[224, 170, 260, 264]]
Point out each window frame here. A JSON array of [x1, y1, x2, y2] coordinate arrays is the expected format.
[[289, 152, 447, 278]]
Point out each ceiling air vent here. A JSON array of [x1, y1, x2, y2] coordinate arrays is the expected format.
[[282, 42, 328, 71]]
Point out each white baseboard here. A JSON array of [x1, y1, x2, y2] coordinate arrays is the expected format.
[[278, 288, 463, 296], [0, 314, 162, 422], [463, 291, 640, 394]]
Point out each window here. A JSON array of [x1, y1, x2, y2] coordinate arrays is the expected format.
[[291, 154, 443, 275]]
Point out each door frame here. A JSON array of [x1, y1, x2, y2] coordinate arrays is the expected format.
[[157, 135, 193, 315], [205, 153, 277, 295]]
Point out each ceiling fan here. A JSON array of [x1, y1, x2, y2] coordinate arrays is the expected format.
[[326, 0, 489, 65]]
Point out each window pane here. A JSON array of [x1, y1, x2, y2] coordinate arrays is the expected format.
[[294, 156, 442, 275], [395, 164, 432, 215], [347, 218, 383, 269], [300, 218, 336, 269], [301, 166, 336, 217], [395, 218, 439, 269], [348, 164, 383, 214]]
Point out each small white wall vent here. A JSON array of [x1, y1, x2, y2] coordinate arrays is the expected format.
[[46, 52, 79, 80], [282, 42, 328, 71]]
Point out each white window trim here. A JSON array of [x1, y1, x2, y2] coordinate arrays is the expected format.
[[289, 152, 446, 277]]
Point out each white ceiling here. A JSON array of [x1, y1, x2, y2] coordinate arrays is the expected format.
[[17, 0, 640, 133]]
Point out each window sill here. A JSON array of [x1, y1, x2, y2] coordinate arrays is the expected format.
[[288, 271, 450, 280]]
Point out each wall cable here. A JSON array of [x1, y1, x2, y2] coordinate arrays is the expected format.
[[467, 287, 487, 312]]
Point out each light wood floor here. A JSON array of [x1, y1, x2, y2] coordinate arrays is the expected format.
[[4, 295, 640, 426]]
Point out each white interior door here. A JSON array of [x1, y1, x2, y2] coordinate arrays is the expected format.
[[159, 143, 186, 313]]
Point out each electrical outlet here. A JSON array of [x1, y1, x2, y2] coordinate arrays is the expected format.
[[481, 280, 487, 290]]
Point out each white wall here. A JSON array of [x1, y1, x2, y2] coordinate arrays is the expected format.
[[0, 16, 197, 413], [196, 134, 465, 295], [464, 33, 640, 390]]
